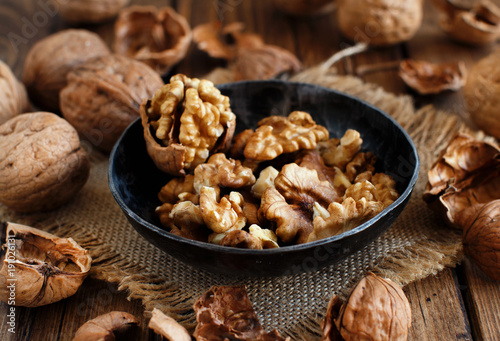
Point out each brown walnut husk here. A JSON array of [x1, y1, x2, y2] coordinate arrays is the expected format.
[[0, 112, 90, 213], [114, 6, 192, 75], [140, 74, 236, 176], [0, 60, 29, 125], [73, 311, 139, 341], [423, 133, 500, 228], [321, 272, 412, 341], [193, 285, 288, 341], [60, 54, 164, 152], [22, 29, 110, 112], [399, 59, 467, 95], [463, 49, 500, 139], [431, 0, 500, 45], [460, 200, 500, 280], [52, 0, 130, 24], [193, 21, 302, 80], [337, 0, 423, 46], [0, 222, 92, 307]]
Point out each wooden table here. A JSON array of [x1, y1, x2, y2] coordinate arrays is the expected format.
[[1, 0, 499, 340]]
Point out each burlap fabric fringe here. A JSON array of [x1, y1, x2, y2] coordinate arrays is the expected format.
[[1, 65, 472, 340]]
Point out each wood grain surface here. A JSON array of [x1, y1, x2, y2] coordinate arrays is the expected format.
[[1, 0, 500, 340]]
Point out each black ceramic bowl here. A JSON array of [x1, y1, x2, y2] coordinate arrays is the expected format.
[[109, 80, 420, 277]]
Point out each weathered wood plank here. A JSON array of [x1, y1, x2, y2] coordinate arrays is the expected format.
[[461, 258, 500, 341], [405, 268, 472, 341]]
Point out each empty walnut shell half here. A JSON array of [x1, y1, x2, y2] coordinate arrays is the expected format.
[[399, 59, 467, 95], [0, 60, 29, 125], [73, 311, 139, 341], [52, 0, 130, 24], [432, 0, 500, 45], [60, 54, 164, 152], [0, 222, 92, 307], [193, 285, 287, 341], [140, 74, 236, 176], [114, 6, 192, 75], [321, 272, 412, 341], [337, 0, 423, 46], [22, 29, 110, 112], [423, 133, 500, 228], [0, 112, 90, 213]]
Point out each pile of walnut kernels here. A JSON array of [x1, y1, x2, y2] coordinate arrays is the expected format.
[[142, 74, 400, 249]]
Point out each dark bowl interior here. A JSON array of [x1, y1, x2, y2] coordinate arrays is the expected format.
[[108, 80, 420, 277]]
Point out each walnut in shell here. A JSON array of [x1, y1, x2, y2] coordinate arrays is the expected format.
[[322, 272, 412, 341], [52, 0, 130, 24], [337, 0, 423, 46], [140, 74, 236, 176], [460, 200, 500, 280], [193, 285, 288, 341], [0, 112, 90, 212], [0, 60, 29, 125], [60, 54, 164, 152], [22, 29, 110, 112], [114, 6, 192, 75], [464, 49, 500, 139], [0, 222, 92, 307]]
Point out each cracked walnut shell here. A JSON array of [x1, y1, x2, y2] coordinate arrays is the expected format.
[[0, 60, 29, 125], [0, 112, 90, 213], [322, 272, 412, 341], [114, 6, 192, 75], [193, 285, 288, 341], [141, 74, 236, 176], [0, 222, 92, 307], [73, 311, 139, 341], [60, 54, 163, 152], [22, 29, 110, 112]]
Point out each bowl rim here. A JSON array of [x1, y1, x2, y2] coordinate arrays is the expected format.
[[108, 79, 420, 256]]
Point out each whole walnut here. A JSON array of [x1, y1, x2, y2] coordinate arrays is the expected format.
[[464, 50, 500, 139], [337, 0, 423, 46], [22, 29, 110, 112], [52, 0, 130, 24], [0, 61, 29, 125], [60, 54, 164, 152], [0, 112, 90, 212]]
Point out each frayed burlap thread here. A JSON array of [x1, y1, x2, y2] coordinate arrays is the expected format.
[[1, 65, 473, 340]]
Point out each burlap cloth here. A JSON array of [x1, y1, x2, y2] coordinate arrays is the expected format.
[[1, 65, 475, 340]]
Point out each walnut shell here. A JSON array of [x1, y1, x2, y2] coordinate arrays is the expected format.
[[322, 272, 412, 341], [0, 112, 90, 212], [22, 29, 110, 112], [464, 49, 500, 139], [0, 222, 92, 307], [114, 6, 192, 75], [52, 0, 130, 24], [0, 60, 29, 125], [337, 0, 423, 46], [60, 54, 164, 152], [432, 0, 500, 45], [74, 311, 139, 340], [462, 200, 500, 280]]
